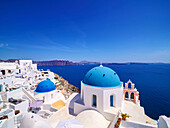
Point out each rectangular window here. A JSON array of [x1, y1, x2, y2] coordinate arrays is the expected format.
[[110, 95, 114, 107], [92, 95, 97, 107], [0, 85, 2, 92]]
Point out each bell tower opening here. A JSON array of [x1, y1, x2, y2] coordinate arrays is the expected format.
[[125, 91, 129, 98]]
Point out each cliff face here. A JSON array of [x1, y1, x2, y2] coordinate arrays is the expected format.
[[0, 59, 19, 62], [33, 60, 76, 66], [54, 73, 80, 95], [33, 60, 100, 66], [0, 59, 96, 66]]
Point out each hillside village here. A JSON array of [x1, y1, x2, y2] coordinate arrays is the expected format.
[[0, 60, 169, 128]]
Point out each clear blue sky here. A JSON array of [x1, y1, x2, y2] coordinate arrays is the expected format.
[[0, 0, 170, 62]]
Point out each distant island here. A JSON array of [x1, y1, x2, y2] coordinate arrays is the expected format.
[[0, 59, 165, 66]]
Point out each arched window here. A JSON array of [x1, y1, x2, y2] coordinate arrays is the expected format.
[[110, 95, 114, 107], [125, 92, 129, 98], [128, 82, 131, 89], [131, 92, 134, 99], [92, 95, 97, 107]]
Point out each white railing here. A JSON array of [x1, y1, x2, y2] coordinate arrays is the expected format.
[[109, 111, 120, 128], [22, 88, 36, 103]]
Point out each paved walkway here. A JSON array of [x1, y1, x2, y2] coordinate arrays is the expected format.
[[47, 93, 78, 128]]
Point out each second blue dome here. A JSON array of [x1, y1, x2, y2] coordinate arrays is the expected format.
[[35, 78, 56, 93]]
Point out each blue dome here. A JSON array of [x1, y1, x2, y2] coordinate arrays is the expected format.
[[35, 78, 56, 93], [83, 66, 121, 88]]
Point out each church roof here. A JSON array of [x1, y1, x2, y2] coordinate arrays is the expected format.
[[35, 78, 56, 93], [83, 65, 121, 88]]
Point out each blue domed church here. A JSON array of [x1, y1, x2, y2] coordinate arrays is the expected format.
[[74, 64, 124, 121], [34, 78, 58, 103], [35, 78, 56, 93]]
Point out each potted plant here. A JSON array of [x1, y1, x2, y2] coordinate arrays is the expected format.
[[119, 111, 131, 121]]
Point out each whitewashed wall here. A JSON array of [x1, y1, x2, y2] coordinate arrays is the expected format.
[[74, 81, 123, 121]]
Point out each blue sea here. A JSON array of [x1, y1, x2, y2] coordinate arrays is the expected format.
[[38, 64, 170, 120]]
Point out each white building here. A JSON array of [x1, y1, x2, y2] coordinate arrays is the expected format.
[[74, 65, 123, 121], [0, 60, 37, 91], [34, 78, 65, 112], [0, 61, 18, 79], [19, 60, 37, 74], [0, 88, 30, 128]]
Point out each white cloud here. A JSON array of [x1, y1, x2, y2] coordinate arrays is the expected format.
[[0, 43, 9, 47], [0, 43, 16, 49], [0, 43, 4, 47]]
